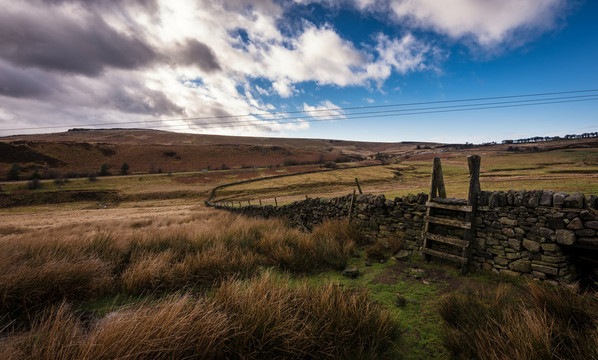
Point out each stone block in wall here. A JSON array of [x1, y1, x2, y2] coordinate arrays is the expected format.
[[501, 228, 515, 237], [576, 229, 596, 237], [577, 237, 598, 247], [541, 243, 559, 252], [513, 191, 525, 206], [499, 217, 517, 226], [522, 239, 541, 252], [478, 191, 491, 206], [546, 218, 565, 230], [585, 221, 598, 230], [588, 195, 598, 210], [500, 269, 520, 277], [509, 259, 532, 273], [531, 227, 554, 239], [580, 210, 596, 221], [541, 255, 567, 264], [564, 193, 585, 209], [540, 190, 554, 206], [567, 217, 583, 230], [531, 262, 559, 276], [506, 252, 521, 260], [494, 256, 509, 266], [555, 229, 576, 245], [553, 192, 567, 208], [508, 238, 521, 251], [527, 190, 542, 208]]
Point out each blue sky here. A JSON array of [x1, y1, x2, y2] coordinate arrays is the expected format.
[[0, 0, 596, 143]]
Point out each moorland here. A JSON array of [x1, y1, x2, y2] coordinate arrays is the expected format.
[[1, 129, 597, 359]]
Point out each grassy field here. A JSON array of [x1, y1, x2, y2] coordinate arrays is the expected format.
[[1, 141, 597, 359], [214, 147, 598, 204]]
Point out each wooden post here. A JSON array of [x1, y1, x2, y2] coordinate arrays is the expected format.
[[274, 197, 278, 206], [355, 178, 363, 194], [467, 155, 481, 205], [248, 200, 251, 206], [348, 190, 356, 222], [305, 195, 308, 200], [259, 198, 262, 206], [239, 201, 242, 207], [429, 157, 447, 199]]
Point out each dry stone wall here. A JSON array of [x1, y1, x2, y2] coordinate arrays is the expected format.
[[208, 190, 598, 285]]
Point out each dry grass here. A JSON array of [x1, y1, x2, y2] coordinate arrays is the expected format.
[[438, 282, 598, 360], [0, 208, 360, 328], [2, 273, 401, 360]]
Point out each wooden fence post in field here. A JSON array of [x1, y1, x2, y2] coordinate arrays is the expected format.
[[355, 178, 363, 194], [274, 196, 278, 207], [248, 200, 251, 206], [305, 195, 309, 200], [239, 201, 242, 207], [259, 198, 262, 206]]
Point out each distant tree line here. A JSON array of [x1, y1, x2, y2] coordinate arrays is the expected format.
[[501, 132, 598, 145]]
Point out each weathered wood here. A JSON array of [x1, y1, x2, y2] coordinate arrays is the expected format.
[[274, 196, 278, 207], [259, 198, 262, 206], [429, 157, 446, 199], [426, 201, 472, 212], [355, 178, 363, 194], [422, 248, 468, 264], [424, 216, 471, 229], [248, 200, 251, 206], [424, 232, 470, 248], [467, 155, 481, 206]]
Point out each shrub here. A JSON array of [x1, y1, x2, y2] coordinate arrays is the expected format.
[[99, 163, 110, 176], [7, 163, 20, 181], [26, 178, 42, 190], [120, 162, 130, 175]]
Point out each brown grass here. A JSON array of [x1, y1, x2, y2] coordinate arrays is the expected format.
[[438, 282, 598, 360], [2, 273, 401, 360], [0, 209, 360, 328]]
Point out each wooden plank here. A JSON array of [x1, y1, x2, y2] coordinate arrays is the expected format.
[[424, 232, 469, 248], [426, 201, 472, 212], [422, 248, 468, 264], [425, 216, 471, 229]]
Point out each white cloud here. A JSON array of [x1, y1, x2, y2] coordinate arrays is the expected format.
[[303, 100, 345, 120]]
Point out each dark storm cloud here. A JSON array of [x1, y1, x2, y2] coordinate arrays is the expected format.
[[177, 39, 222, 72], [0, 5, 158, 76], [107, 87, 185, 116], [0, 61, 56, 98]]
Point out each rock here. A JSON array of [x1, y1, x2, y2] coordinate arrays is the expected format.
[[539, 190, 554, 206], [342, 267, 359, 278], [555, 230, 576, 245], [393, 250, 411, 261], [481, 263, 493, 270], [509, 259, 532, 273], [502, 228, 515, 237], [541, 243, 559, 252], [546, 218, 565, 230], [500, 269, 521, 277], [580, 210, 597, 221], [564, 193, 585, 209], [567, 217, 583, 230], [494, 257, 509, 266], [527, 191, 542, 208], [508, 238, 521, 251], [553, 192, 567, 208], [531, 263, 559, 276], [499, 217, 517, 226], [585, 221, 598, 230], [522, 239, 541, 252], [576, 229, 595, 237]]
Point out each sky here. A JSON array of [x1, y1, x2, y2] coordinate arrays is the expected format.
[[0, 0, 597, 143]]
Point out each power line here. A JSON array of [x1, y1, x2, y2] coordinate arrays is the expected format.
[[1, 89, 597, 133]]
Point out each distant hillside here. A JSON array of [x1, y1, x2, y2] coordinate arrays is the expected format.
[[0, 129, 430, 178]]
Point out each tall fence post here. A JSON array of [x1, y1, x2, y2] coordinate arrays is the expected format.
[[274, 196, 278, 207], [355, 178, 363, 194], [429, 157, 447, 200], [259, 198, 262, 206]]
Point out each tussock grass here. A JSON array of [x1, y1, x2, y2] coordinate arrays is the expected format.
[[0, 212, 360, 328], [438, 282, 598, 360], [2, 273, 400, 360]]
